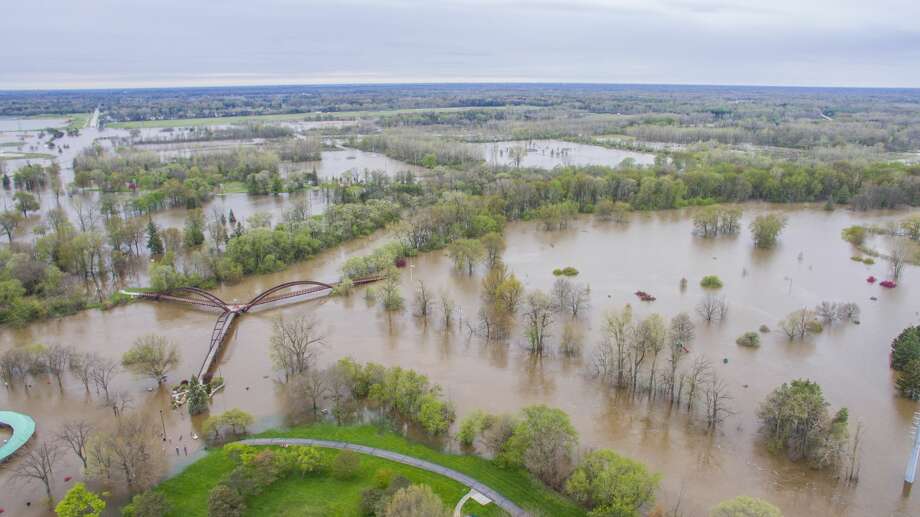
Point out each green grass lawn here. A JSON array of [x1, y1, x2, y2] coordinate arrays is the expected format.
[[150, 423, 583, 516], [218, 181, 249, 194], [255, 424, 584, 516], [109, 106, 530, 129]]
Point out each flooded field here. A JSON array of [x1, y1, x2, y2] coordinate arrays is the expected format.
[[481, 139, 656, 168], [2, 205, 919, 516], [0, 118, 69, 132]]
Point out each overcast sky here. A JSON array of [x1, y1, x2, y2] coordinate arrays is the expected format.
[[3, 0, 919, 90]]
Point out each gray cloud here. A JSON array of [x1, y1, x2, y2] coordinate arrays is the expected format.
[[1, 0, 918, 89]]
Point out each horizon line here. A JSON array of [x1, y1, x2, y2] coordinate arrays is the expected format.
[[3, 79, 920, 94]]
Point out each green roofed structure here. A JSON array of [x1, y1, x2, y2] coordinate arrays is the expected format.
[[0, 411, 36, 462]]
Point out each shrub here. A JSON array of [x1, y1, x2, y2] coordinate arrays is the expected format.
[[373, 468, 395, 489], [332, 449, 361, 480], [207, 484, 245, 517], [700, 275, 723, 288], [710, 496, 782, 517], [123, 490, 170, 517], [736, 332, 761, 347], [553, 267, 579, 277], [863, 257, 875, 265], [565, 449, 660, 516], [759, 325, 770, 333], [841, 225, 867, 246]]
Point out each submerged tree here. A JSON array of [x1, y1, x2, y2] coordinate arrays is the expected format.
[[749, 214, 787, 248], [269, 315, 324, 381], [121, 334, 180, 384]]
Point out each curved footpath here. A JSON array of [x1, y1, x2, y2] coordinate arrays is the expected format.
[[240, 438, 529, 517]]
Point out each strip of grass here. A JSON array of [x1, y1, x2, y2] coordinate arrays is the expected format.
[[255, 424, 584, 516], [218, 181, 249, 194], [153, 445, 501, 516], [109, 106, 525, 129]]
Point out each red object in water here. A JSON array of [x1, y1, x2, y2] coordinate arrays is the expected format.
[[634, 290, 655, 302], [64, 476, 72, 482], [880, 280, 897, 288], [867, 276, 877, 283], [394, 257, 407, 268]]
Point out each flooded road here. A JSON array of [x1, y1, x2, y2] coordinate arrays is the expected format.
[[2, 205, 920, 515]]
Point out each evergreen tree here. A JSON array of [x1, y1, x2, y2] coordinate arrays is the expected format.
[[187, 376, 209, 416], [146, 221, 164, 256]]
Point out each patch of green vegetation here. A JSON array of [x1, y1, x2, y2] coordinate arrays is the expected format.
[[0, 141, 22, 148], [150, 436, 507, 517], [255, 424, 582, 516], [700, 275, 723, 288], [109, 106, 513, 129], [218, 181, 249, 194], [553, 267, 579, 277]]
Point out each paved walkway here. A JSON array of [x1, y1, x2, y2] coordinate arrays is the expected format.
[[240, 438, 528, 516], [0, 411, 36, 462]]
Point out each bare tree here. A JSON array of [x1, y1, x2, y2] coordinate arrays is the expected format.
[[89, 355, 119, 401], [523, 290, 554, 355], [685, 356, 712, 412], [439, 292, 455, 329], [815, 301, 839, 323], [56, 419, 95, 470], [270, 315, 325, 382], [87, 412, 165, 493], [413, 280, 433, 320], [72, 197, 101, 232], [696, 294, 727, 323], [12, 440, 62, 505], [68, 351, 94, 392], [42, 344, 72, 390], [286, 369, 329, 421], [666, 313, 694, 402], [704, 374, 734, 428], [836, 302, 861, 322], [889, 243, 910, 279]]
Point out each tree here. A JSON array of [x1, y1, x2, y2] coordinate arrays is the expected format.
[[203, 409, 254, 444], [287, 369, 329, 420], [12, 440, 61, 505], [504, 405, 578, 489], [208, 484, 245, 517], [888, 242, 910, 279], [380, 271, 404, 312], [54, 482, 106, 517], [89, 355, 119, 401], [448, 238, 485, 275], [523, 290, 554, 354], [14, 190, 40, 217], [145, 221, 164, 256], [270, 314, 324, 381], [565, 449, 660, 516], [383, 485, 451, 517], [749, 214, 787, 248], [757, 379, 848, 467], [87, 412, 166, 492], [413, 280, 433, 319], [56, 419, 94, 470], [183, 209, 205, 248], [121, 334, 180, 384], [42, 343, 72, 390], [710, 496, 782, 517], [332, 449, 361, 480], [123, 490, 170, 517], [0, 210, 22, 242], [892, 326, 920, 371], [896, 358, 920, 400], [779, 309, 817, 340], [480, 232, 506, 268], [696, 293, 727, 322], [187, 376, 210, 415]]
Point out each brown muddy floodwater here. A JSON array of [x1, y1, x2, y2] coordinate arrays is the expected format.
[[2, 205, 920, 516]]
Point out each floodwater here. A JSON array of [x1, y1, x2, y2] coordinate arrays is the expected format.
[[2, 205, 920, 516], [0, 119, 69, 132], [481, 139, 656, 168]]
